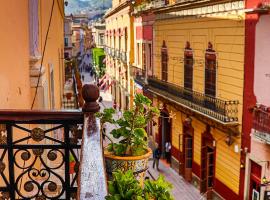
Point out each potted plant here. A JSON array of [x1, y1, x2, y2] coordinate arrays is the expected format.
[[96, 94, 160, 183], [106, 170, 174, 200]]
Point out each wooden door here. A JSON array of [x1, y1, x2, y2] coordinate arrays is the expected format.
[[249, 161, 261, 200], [206, 150, 214, 189], [184, 137, 193, 181], [200, 145, 207, 193]]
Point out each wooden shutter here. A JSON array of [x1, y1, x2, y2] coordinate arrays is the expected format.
[[205, 42, 217, 97], [161, 41, 168, 81], [185, 137, 193, 182], [184, 43, 194, 90], [200, 145, 207, 193]]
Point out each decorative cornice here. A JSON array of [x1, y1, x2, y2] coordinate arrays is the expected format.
[[155, 1, 244, 20], [105, 1, 131, 18]]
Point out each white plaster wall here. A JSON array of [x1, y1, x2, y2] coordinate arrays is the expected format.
[[254, 15, 270, 106]]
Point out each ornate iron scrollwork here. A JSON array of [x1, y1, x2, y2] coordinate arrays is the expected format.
[[0, 123, 82, 199], [31, 128, 45, 142]]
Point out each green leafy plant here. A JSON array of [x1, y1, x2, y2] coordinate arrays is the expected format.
[[105, 170, 174, 200], [96, 94, 160, 156], [106, 170, 143, 200], [144, 175, 174, 200]]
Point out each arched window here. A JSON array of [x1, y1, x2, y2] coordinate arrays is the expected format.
[[184, 42, 193, 90], [205, 42, 217, 97], [161, 40, 168, 81]]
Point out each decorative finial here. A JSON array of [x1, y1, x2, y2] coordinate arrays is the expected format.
[[82, 84, 100, 112]]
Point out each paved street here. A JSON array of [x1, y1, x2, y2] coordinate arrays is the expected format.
[[148, 159, 204, 200]]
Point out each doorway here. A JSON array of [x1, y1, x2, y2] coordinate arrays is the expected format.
[[159, 111, 171, 161], [249, 161, 261, 200], [201, 126, 215, 198], [180, 119, 194, 182]]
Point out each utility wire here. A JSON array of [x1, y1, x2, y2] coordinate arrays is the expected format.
[[19, 0, 56, 197], [31, 0, 55, 110]]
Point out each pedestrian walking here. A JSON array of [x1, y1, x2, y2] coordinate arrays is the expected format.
[[165, 141, 172, 163], [152, 146, 161, 170], [102, 124, 106, 140]]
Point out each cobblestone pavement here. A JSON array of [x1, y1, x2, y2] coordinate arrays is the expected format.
[[81, 71, 205, 200], [147, 159, 205, 200]]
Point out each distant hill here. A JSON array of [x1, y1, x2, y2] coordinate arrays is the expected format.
[[65, 0, 112, 15]]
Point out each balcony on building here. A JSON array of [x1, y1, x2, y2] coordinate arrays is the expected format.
[[133, 0, 166, 13], [120, 51, 127, 63], [131, 65, 147, 86], [146, 77, 239, 125], [252, 105, 270, 142]]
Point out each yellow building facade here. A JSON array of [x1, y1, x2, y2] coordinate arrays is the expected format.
[[104, 0, 134, 110], [0, 0, 65, 110], [144, 1, 245, 199]]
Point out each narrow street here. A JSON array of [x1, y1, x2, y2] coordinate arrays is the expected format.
[[80, 67, 204, 200]]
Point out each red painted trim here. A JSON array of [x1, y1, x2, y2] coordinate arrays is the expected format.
[[240, 1, 261, 199], [171, 145, 180, 160], [192, 161, 200, 178], [214, 178, 239, 200]]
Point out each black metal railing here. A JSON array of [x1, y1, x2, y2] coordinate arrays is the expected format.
[[111, 48, 115, 57], [131, 66, 146, 85], [0, 84, 107, 200], [0, 111, 83, 199], [253, 105, 270, 134], [115, 49, 120, 59], [147, 77, 239, 123], [121, 51, 127, 63]]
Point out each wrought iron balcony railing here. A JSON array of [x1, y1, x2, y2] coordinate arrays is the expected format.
[[147, 77, 239, 124], [134, 0, 166, 13], [121, 51, 127, 63], [0, 85, 107, 200], [131, 66, 146, 86], [115, 49, 120, 59], [253, 105, 270, 134], [111, 48, 115, 57]]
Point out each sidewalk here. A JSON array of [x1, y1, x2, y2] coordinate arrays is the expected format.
[[148, 159, 204, 200]]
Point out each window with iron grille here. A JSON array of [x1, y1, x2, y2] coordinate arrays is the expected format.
[[161, 40, 168, 81], [149, 43, 152, 71], [125, 27, 128, 52], [142, 43, 146, 70], [184, 42, 193, 90], [137, 43, 140, 65], [205, 42, 217, 97]]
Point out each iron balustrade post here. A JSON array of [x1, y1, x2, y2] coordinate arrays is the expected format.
[[64, 124, 71, 199], [6, 124, 15, 200]]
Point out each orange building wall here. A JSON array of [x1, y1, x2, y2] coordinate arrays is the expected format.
[[37, 0, 65, 109], [0, 1, 31, 109]]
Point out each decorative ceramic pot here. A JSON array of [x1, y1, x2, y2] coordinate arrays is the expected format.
[[104, 148, 152, 185]]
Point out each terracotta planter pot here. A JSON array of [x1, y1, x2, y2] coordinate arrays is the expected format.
[[104, 148, 152, 185]]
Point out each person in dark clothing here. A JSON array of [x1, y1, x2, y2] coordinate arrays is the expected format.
[[152, 146, 161, 170], [102, 124, 106, 140]]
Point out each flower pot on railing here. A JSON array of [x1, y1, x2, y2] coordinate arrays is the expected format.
[[96, 94, 160, 185]]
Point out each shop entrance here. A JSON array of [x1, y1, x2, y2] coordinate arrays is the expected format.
[[181, 118, 194, 182], [201, 126, 215, 199], [249, 161, 261, 200], [159, 111, 171, 161]]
